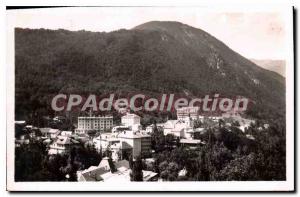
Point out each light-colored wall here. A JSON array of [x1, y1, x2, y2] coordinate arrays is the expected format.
[[121, 115, 140, 127], [120, 137, 141, 158], [77, 116, 113, 132]]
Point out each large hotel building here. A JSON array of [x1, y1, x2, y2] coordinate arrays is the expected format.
[[75, 116, 113, 134], [176, 106, 199, 120]]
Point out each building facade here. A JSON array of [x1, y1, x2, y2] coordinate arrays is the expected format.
[[176, 106, 199, 120], [75, 116, 113, 134], [121, 113, 140, 127], [117, 131, 151, 158]]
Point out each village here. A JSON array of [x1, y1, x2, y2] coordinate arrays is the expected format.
[[15, 106, 268, 182]]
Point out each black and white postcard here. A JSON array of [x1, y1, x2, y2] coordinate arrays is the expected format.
[[6, 5, 294, 191]]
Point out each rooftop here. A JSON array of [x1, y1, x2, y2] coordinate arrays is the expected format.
[[117, 131, 150, 139], [180, 139, 204, 144], [81, 167, 108, 181], [79, 159, 130, 182], [122, 113, 141, 119]]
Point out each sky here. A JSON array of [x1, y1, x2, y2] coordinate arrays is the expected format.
[[7, 7, 288, 60]]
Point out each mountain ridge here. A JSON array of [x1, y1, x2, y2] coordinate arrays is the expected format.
[[15, 21, 285, 119]]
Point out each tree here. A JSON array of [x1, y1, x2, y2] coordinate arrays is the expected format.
[[193, 151, 210, 181], [87, 130, 97, 138], [232, 121, 240, 127], [15, 141, 47, 181], [74, 145, 102, 169], [151, 123, 165, 152], [209, 142, 233, 171], [130, 156, 143, 181], [158, 161, 179, 181], [193, 119, 203, 129], [108, 156, 117, 173], [217, 153, 258, 181], [165, 134, 175, 149]]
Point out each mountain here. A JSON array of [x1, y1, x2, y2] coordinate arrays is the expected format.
[[250, 59, 285, 77], [15, 21, 285, 120]]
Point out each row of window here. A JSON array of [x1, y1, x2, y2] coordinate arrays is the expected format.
[[78, 121, 113, 124]]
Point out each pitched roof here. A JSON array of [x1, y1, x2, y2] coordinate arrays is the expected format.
[[80, 159, 130, 182], [117, 131, 150, 139], [122, 113, 141, 119], [142, 170, 158, 181], [81, 167, 108, 181]]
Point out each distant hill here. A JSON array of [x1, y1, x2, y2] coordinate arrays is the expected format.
[[15, 21, 285, 120], [250, 59, 285, 77]]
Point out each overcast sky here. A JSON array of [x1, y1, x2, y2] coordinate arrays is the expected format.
[[7, 7, 288, 60]]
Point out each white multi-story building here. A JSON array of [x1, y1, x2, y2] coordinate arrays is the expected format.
[[93, 133, 119, 151], [121, 113, 140, 127], [161, 117, 194, 137], [75, 116, 113, 134], [176, 107, 199, 120], [117, 131, 151, 158], [92, 130, 151, 159]]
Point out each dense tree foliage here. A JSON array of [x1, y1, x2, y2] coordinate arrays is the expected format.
[[149, 119, 286, 181], [130, 156, 143, 181], [15, 142, 101, 181], [15, 23, 284, 122]]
